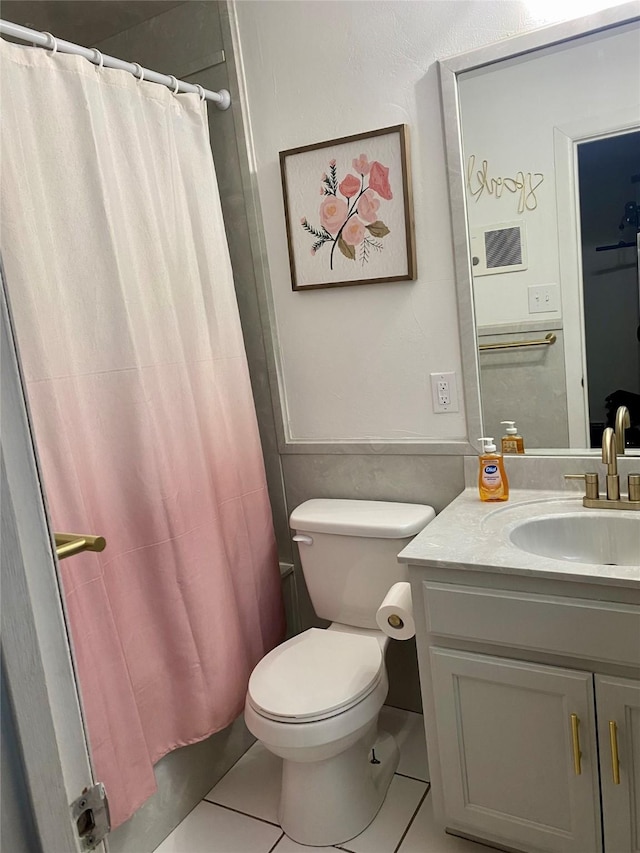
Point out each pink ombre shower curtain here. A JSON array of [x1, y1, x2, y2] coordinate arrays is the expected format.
[[0, 40, 284, 827]]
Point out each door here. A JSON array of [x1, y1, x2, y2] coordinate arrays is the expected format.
[[577, 130, 640, 448], [554, 112, 640, 448], [596, 675, 640, 853], [1, 271, 106, 852], [430, 648, 602, 853]]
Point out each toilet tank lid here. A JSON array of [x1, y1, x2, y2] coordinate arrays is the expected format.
[[289, 499, 435, 538]]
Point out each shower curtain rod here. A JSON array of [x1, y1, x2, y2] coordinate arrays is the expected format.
[[0, 20, 231, 109]]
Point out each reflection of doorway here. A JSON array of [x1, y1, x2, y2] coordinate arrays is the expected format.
[[577, 132, 640, 448]]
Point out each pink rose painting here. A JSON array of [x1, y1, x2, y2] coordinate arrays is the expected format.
[[301, 152, 392, 269], [281, 125, 415, 289]]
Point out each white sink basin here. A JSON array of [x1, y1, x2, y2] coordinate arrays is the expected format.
[[510, 514, 640, 567]]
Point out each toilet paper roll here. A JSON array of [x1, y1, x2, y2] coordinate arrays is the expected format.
[[376, 582, 415, 640]]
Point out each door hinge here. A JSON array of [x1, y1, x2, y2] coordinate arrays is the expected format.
[[71, 783, 110, 851]]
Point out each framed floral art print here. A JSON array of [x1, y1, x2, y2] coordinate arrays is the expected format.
[[280, 125, 416, 291]]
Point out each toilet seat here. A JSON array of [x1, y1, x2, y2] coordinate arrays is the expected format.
[[247, 628, 384, 723]]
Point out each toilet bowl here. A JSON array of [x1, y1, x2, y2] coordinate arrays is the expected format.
[[244, 499, 435, 847], [245, 626, 398, 846]]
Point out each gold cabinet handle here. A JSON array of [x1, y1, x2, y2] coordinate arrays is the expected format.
[[609, 721, 620, 785], [570, 713, 582, 775]]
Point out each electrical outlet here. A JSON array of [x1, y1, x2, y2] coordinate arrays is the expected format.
[[430, 372, 459, 413], [528, 283, 559, 314]]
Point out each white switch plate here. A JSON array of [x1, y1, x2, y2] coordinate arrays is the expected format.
[[430, 371, 459, 413], [528, 283, 559, 314]]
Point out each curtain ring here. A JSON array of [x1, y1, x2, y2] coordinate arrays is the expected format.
[[132, 62, 145, 82], [91, 48, 104, 68], [194, 84, 206, 103], [41, 32, 58, 55], [168, 75, 180, 95]]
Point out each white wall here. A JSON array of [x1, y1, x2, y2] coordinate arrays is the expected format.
[[233, 0, 625, 443], [460, 23, 639, 328]]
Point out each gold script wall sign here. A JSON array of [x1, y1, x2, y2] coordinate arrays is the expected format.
[[466, 155, 544, 214]]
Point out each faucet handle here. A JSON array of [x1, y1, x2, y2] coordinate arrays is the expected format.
[[564, 472, 599, 499], [629, 474, 640, 503]]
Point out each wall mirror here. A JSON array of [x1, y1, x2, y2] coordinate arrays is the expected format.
[[439, 3, 640, 455]]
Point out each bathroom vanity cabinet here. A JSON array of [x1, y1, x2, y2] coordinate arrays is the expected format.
[[409, 572, 640, 853], [397, 488, 640, 853]]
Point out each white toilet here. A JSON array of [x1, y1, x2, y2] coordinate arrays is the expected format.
[[244, 498, 435, 846]]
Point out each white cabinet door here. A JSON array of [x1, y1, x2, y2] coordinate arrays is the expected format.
[[430, 648, 602, 853], [596, 675, 640, 853]]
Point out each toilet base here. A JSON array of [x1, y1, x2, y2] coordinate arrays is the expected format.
[[279, 726, 399, 847]]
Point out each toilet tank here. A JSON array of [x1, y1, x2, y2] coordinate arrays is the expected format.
[[289, 499, 435, 630]]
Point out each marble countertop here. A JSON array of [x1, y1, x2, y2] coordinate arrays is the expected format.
[[398, 488, 640, 589]]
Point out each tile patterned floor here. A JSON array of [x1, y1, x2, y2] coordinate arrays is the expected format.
[[155, 707, 493, 853]]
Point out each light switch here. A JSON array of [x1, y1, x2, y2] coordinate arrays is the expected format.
[[528, 284, 559, 314]]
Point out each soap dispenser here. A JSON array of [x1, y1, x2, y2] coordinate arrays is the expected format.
[[478, 437, 509, 502], [501, 421, 525, 455]]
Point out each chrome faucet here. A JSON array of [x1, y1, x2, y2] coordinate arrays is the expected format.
[[565, 408, 640, 510]]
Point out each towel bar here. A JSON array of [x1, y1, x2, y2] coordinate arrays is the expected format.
[[479, 332, 556, 352]]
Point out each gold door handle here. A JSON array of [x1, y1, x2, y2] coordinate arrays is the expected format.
[[54, 532, 106, 560], [609, 721, 620, 785], [570, 713, 582, 775]]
